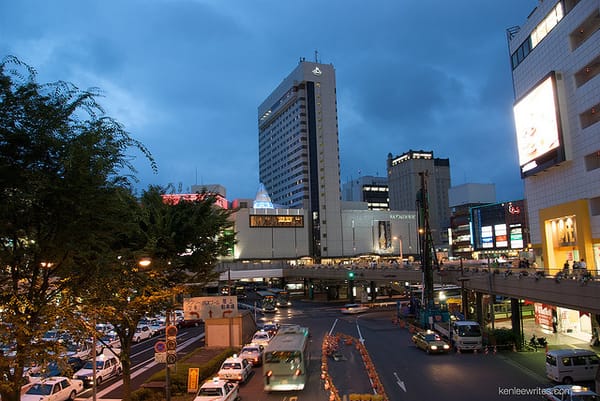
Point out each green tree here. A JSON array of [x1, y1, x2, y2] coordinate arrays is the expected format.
[[86, 185, 235, 401], [0, 55, 155, 401]]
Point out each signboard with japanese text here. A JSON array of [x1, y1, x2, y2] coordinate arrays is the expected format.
[[183, 296, 238, 321]]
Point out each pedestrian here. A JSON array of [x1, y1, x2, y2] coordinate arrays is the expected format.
[[573, 259, 581, 276], [563, 260, 570, 274]]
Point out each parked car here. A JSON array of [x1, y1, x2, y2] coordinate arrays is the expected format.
[[21, 376, 84, 401], [64, 340, 93, 360], [412, 330, 451, 354], [217, 355, 252, 383], [239, 344, 264, 366], [193, 377, 240, 401], [26, 357, 87, 383], [546, 348, 600, 384], [95, 332, 121, 355], [543, 384, 599, 401], [73, 354, 122, 387], [133, 325, 152, 343]]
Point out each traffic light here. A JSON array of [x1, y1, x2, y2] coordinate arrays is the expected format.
[[348, 271, 355, 280], [166, 325, 178, 366]]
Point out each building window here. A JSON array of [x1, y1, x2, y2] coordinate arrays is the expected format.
[[580, 103, 600, 129], [590, 197, 600, 216], [569, 9, 600, 50], [584, 150, 600, 172], [574, 54, 600, 87]]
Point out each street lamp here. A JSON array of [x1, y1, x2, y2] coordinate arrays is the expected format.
[[393, 236, 403, 263], [138, 257, 152, 268]]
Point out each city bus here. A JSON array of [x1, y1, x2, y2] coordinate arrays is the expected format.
[[263, 325, 310, 391], [257, 290, 277, 313], [275, 290, 292, 308]]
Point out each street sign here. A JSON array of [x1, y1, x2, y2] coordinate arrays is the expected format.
[[155, 352, 166, 364], [166, 325, 178, 339], [154, 341, 167, 353], [166, 353, 177, 365], [187, 368, 200, 393]]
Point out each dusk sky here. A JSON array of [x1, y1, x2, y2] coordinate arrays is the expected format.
[[1, 0, 538, 202]]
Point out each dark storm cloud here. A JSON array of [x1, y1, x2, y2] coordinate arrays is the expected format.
[[0, 0, 536, 201]]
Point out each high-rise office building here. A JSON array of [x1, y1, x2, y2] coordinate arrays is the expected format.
[[258, 59, 342, 260], [386, 150, 451, 247], [508, 0, 600, 273], [342, 175, 389, 210]]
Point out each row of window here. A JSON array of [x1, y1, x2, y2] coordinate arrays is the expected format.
[[510, 0, 584, 70]]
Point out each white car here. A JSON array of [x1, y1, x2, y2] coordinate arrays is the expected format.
[[95, 332, 121, 355], [73, 354, 122, 387], [251, 330, 272, 347], [194, 377, 240, 401], [239, 343, 264, 366], [133, 325, 152, 343], [341, 303, 369, 314], [217, 355, 252, 383], [22, 376, 84, 401], [543, 385, 599, 401]]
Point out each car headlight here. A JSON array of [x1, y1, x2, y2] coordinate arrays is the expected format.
[[430, 345, 438, 350], [443, 344, 450, 349]]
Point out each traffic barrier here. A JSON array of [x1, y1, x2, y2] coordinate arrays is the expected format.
[[493, 346, 497, 355], [485, 346, 489, 355]]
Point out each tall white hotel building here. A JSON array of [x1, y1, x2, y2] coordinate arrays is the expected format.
[[258, 60, 343, 260], [508, 0, 600, 273]]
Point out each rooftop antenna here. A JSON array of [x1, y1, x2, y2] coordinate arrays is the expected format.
[[314, 49, 319, 63]]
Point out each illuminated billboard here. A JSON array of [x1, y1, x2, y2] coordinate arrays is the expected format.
[[513, 72, 565, 177], [249, 214, 304, 227], [471, 201, 528, 251]]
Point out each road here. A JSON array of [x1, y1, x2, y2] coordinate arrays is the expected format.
[[78, 299, 555, 401]]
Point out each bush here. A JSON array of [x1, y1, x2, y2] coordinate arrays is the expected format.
[[130, 347, 238, 400], [487, 327, 518, 347]]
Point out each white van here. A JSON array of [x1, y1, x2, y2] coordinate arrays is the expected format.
[[545, 348, 599, 384]]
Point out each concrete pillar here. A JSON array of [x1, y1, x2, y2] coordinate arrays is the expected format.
[[510, 298, 523, 349], [475, 292, 484, 326]]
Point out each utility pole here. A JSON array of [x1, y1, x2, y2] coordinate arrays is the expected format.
[[417, 171, 438, 314]]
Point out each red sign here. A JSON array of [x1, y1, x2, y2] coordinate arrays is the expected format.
[[154, 341, 166, 353]]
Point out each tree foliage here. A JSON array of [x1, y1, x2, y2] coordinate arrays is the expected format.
[[0, 56, 236, 401], [0, 55, 155, 401]]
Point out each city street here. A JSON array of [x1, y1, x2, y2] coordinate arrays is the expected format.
[[81, 299, 597, 401]]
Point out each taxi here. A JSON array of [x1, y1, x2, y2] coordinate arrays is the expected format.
[[250, 330, 272, 347], [193, 377, 240, 401], [543, 385, 599, 401], [239, 343, 264, 366], [217, 354, 252, 383], [412, 330, 451, 354]]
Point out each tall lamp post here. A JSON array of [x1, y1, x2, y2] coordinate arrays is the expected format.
[[393, 236, 403, 262]]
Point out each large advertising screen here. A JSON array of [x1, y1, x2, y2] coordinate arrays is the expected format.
[[471, 201, 528, 251], [513, 72, 565, 177]]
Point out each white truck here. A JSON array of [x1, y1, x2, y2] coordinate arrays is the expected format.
[[434, 320, 482, 352]]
